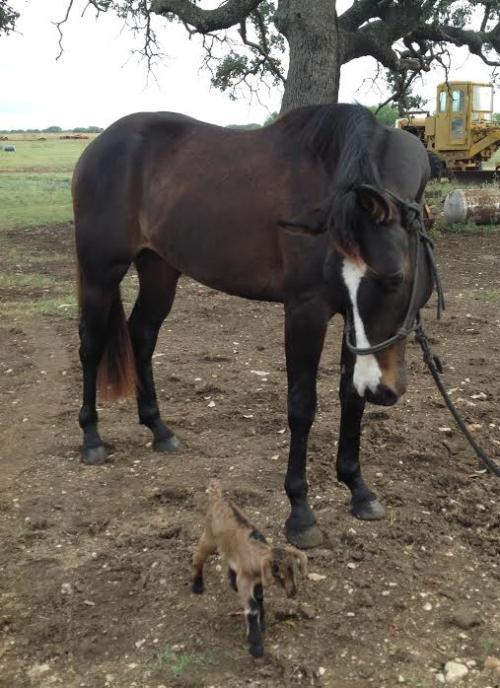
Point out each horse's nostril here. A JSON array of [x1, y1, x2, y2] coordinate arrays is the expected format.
[[365, 384, 399, 407]]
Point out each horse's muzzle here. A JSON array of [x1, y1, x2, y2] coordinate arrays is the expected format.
[[365, 383, 400, 406]]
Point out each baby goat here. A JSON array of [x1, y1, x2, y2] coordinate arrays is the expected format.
[[192, 480, 308, 657]]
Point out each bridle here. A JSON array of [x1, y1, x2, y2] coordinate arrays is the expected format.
[[344, 189, 445, 356], [342, 188, 500, 477]]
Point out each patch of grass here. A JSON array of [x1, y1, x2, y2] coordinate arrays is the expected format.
[[427, 179, 500, 234], [405, 679, 433, 688], [0, 138, 90, 173], [476, 289, 500, 302], [478, 634, 500, 658], [0, 294, 77, 319], [0, 173, 73, 230], [0, 272, 57, 290], [0, 137, 93, 231], [436, 220, 500, 234], [153, 645, 213, 680]]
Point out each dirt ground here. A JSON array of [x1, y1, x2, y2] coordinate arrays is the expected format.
[[0, 224, 499, 688]]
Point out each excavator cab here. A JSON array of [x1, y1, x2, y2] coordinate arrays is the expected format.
[[435, 82, 494, 150], [396, 81, 499, 177]]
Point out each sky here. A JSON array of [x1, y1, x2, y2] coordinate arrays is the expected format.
[[0, 0, 498, 130]]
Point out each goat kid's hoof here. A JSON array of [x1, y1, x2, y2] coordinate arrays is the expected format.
[[350, 497, 385, 521], [285, 521, 324, 550], [81, 445, 107, 465], [249, 644, 264, 658], [192, 577, 204, 595], [153, 433, 181, 453]]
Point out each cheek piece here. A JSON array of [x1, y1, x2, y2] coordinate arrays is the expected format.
[[344, 192, 445, 357]]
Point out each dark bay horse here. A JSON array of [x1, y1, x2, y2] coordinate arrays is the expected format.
[[73, 103, 433, 548]]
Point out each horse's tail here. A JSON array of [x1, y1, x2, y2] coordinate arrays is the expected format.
[[76, 261, 136, 401]]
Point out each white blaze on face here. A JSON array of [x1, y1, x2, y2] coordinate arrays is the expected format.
[[342, 258, 382, 396]]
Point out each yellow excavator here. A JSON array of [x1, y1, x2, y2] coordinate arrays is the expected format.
[[396, 82, 500, 182]]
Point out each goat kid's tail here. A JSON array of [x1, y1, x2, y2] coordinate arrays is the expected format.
[[77, 262, 136, 401]]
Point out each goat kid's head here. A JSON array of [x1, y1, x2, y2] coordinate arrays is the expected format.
[[261, 546, 308, 598]]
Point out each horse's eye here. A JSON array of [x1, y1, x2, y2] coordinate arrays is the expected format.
[[379, 273, 404, 291]]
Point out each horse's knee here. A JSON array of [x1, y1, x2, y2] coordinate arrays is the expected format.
[[287, 392, 316, 433]]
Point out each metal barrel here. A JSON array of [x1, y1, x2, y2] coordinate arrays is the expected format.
[[444, 188, 500, 224]]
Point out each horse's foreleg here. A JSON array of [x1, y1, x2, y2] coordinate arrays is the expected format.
[[336, 334, 385, 520], [129, 251, 180, 452], [283, 298, 328, 549]]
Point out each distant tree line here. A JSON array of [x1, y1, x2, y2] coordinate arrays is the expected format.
[[0, 126, 104, 134]]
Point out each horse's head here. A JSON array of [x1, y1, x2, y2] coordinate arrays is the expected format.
[[280, 184, 435, 406]]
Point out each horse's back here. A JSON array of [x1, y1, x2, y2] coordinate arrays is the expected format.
[[381, 126, 430, 200]]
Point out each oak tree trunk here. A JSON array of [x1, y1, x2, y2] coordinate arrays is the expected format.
[[275, 0, 340, 113]]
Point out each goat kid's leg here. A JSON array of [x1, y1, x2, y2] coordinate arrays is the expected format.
[[192, 532, 216, 594], [254, 582, 265, 633], [283, 298, 329, 549], [228, 568, 238, 591], [129, 251, 181, 452], [237, 575, 263, 658], [336, 336, 385, 520]]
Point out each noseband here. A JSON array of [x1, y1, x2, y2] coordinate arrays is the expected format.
[[345, 190, 445, 356]]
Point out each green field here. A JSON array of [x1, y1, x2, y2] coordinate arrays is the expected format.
[[0, 137, 94, 318], [0, 137, 93, 231]]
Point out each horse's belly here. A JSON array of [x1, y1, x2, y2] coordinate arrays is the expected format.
[[149, 212, 286, 302]]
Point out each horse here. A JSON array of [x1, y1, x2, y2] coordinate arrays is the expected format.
[[73, 103, 434, 549]]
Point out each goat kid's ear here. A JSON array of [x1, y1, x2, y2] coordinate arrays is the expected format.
[[284, 546, 308, 577], [296, 550, 308, 577], [278, 206, 327, 235], [355, 184, 391, 223]]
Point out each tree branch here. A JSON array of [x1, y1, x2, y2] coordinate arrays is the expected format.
[[410, 21, 500, 67], [341, 0, 500, 72], [150, 0, 265, 33], [54, 0, 75, 60], [238, 12, 285, 84]]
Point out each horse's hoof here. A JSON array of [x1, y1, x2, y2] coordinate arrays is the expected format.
[[81, 445, 107, 465], [350, 498, 385, 520], [285, 521, 324, 550], [153, 434, 181, 452]]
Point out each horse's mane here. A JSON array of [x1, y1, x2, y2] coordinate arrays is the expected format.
[[278, 103, 385, 252]]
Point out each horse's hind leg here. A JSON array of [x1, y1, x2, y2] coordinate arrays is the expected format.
[[336, 334, 385, 520], [78, 260, 132, 464], [129, 249, 180, 451]]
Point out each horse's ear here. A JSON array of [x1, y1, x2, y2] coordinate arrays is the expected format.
[[278, 207, 327, 235], [355, 184, 391, 223]]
